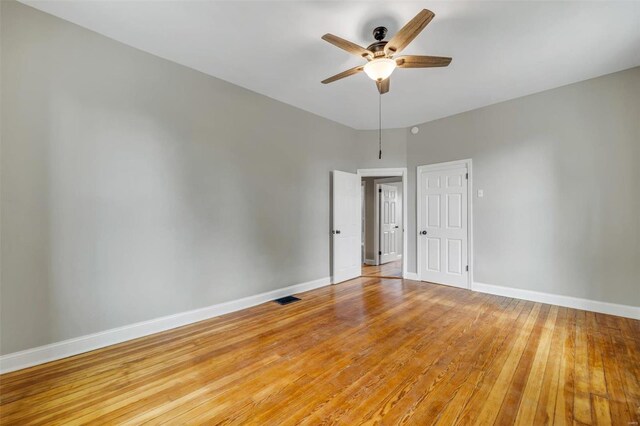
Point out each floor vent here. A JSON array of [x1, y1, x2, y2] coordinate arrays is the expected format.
[[274, 295, 301, 305]]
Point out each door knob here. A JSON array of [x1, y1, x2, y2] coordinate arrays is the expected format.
[[420, 230, 427, 235], [336, 230, 341, 234], [394, 225, 399, 229]]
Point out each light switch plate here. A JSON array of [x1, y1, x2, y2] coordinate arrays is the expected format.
[[477, 189, 484, 198]]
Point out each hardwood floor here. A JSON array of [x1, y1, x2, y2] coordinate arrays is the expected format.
[[362, 259, 403, 278], [1, 277, 638, 425]]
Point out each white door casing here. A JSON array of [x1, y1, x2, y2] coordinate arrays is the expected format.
[[332, 170, 361, 284], [417, 163, 469, 288], [378, 183, 399, 264]]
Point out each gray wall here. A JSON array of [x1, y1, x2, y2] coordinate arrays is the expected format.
[[351, 129, 407, 170], [406, 67, 640, 306], [0, 1, 366, 355]]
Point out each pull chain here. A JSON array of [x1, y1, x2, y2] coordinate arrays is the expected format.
[[378, 91, 382, 160]]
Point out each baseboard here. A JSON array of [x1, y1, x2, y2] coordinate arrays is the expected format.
[[0, 276, 331, 374], [404, 272, 419, 280], [472, 282, 640, 320]]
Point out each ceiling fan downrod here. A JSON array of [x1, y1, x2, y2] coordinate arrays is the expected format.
[[379, 92, 382, 160]]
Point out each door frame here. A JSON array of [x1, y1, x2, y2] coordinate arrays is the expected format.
[[357, 168, 408, 278], [416, 159, 473, 289]]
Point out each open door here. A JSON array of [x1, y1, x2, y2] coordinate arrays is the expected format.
[[332, 171, 361, 284], [378, 183, 399, 264]]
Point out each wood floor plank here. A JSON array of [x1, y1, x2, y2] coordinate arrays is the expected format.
[[434, 299, 534, 425], [466, 302, 543, 425], [612, 333, 640, 423], [591, 394, 612, 426], [586, 312, 608, 399], [336, 293, 499, 425], [262, 286, 477, 426], [574, 310, 594, 425], [600, 331, 634, 424], [1, 278, 638, 425], [532, 307, 568, 425], [513, 305, 559, 425], [494, 303, 552, 425], [383, 298, 521, 425], [433, 298, 526, 425], [554, 307, 577, 426]]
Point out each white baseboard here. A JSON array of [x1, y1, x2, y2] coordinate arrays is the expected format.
[[404, 272, 419, 280], [0, 276, 331, 374], [472, 282, 640, 320], [364, 259, 377, 266]]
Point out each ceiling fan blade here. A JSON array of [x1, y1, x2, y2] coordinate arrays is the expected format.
[[321, 65, 364, 84], [384, 9, 435, 56], [395, 55, 452, 68], [322, 34, 373, 59], [376, 78, 390, 94]]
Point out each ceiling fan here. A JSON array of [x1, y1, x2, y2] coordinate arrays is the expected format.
[[321, 9, 451, 94]]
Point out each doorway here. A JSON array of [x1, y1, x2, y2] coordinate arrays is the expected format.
[[358, 168, 407, 279], [330, 168, 407, 284]]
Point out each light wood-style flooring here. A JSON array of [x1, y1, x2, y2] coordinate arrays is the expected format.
[[362, 259, 403, 278], [1, 277, 638, 425]]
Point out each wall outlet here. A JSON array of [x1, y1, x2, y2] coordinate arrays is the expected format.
[[477, 189, 484, 198]]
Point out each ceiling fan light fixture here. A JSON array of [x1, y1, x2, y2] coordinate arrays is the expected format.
[[321, 9, 450, 95], [363, 58, 396, 82]]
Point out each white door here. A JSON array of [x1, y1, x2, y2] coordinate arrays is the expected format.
[[332, 171, 361, 283], [418, 165, 468, 288], [378, 184, 399, 264]]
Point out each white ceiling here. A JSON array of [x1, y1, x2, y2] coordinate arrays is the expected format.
[[21, 1, 640, 130]]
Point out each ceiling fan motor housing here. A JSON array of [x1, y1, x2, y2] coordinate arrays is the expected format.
[[367, 27, 389, 58], [367, 41, 388, 57]]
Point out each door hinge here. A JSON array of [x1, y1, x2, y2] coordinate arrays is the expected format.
[[465, 173, 468, 179], [378, 188, 382, 193], [378, 251, 382, 255], [466, 265, 469, 272]]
